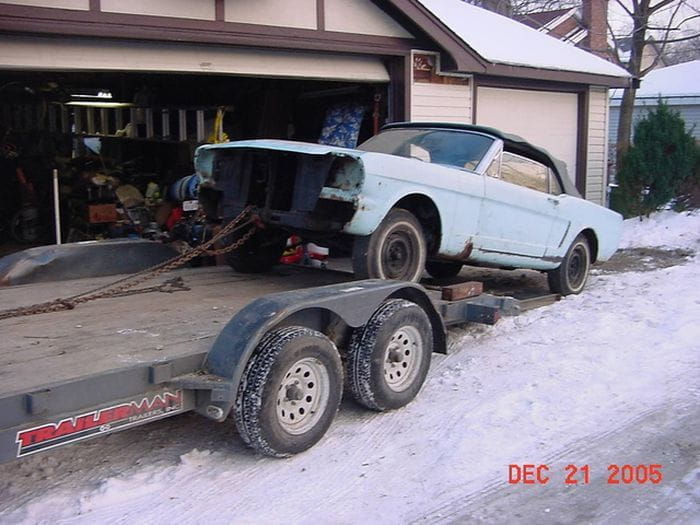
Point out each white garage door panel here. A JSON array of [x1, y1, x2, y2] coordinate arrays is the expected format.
[[476, 87, 578, 177], [0, 35, 390, 83]]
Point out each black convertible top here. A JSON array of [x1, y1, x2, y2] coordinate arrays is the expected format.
[[381, 122, 581, 198]]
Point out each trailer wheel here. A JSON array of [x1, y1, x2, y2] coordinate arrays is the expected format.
[[347, 299, 433, 411], [225, 228, 286, 274], [547, 234, 591, 295], [234, 326, 343, 457]]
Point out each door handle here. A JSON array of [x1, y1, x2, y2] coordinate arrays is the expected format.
[[547, 197, 560, 205]]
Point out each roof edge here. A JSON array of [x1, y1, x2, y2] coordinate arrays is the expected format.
[[388, 0, 632, 87], [382, 0, 489, 73]]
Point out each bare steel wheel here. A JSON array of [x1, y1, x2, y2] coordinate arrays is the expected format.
[[547, 234, 591, 295], [234, 326, 342, 457], [352, 208, 427, 282], [383, 325, 424, 393], [276, 357, 330, 435], [347, 299, 433, 411]]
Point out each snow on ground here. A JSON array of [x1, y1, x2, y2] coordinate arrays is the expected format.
[[0, 212, 699, 524], [619, 210, 700, 250]]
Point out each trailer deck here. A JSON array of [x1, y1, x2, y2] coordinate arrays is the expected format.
[[1, 265, 354, 398]]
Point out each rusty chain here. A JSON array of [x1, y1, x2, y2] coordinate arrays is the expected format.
[[0, 206, 259, 321]]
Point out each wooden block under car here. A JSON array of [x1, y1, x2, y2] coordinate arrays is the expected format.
[[88, 203, 118, 224], [441, 281, 483, 301]]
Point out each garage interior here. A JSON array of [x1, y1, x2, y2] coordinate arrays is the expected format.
[[0, 68, 389, 255]]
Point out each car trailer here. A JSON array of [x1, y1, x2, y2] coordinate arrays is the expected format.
[[0, 265, 554, 463]]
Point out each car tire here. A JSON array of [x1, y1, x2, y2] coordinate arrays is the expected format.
[[225, 227, 286, 273], [352, 208, 426, 282], [347, 299, 433, 411], [425, 260, 463, 279], [547, 234, 591, 295], [233, 326, 343, 457]]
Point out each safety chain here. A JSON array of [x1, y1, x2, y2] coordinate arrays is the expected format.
[[0, 206, 259, 321]]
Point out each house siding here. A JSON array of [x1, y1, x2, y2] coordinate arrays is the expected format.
[[410, 52, 472, 124], [610, 100, 700, 145], [411, 82, 472, 123], [325, 0, 413, 38], [224, 0, 317, 29], [586, 87, 609, 206], [101, 0, 216, 20]]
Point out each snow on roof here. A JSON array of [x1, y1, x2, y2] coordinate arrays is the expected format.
[[418, 0, 630, 78], [515, 7, 572, 29], [634, 60, 700, 98]]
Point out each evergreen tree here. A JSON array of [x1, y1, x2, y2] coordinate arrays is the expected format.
[[616, 101, 698, 217]]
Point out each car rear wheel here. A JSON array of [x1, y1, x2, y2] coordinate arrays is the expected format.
[[352, 208, 426, 282], [425, 260, 463, 279], [547, 234, 591, 295]]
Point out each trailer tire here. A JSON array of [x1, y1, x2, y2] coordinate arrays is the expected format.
[[347, 299, 432, 411], [225, 228, 286, 274], [234, 326, 343, 457]]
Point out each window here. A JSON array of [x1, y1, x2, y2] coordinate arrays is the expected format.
[[359, 128, 495, 171], [500, 152, 548, 193], [485, 153, 501, 179], [548, 170, 563, 195]]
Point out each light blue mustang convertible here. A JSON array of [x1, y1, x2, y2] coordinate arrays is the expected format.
[[195, 122, 622, 295]]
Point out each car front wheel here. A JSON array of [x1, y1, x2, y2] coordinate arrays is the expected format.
[[352, 208, 426, 282], [547, 234, 591, 295]]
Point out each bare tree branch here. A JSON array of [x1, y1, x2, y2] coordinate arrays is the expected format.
[[607, 17, 625, 66], [649, 0, 678, 15], [613, 0, 635, 18], [655, 32, 700, 43], [642, 0, 684, 73]]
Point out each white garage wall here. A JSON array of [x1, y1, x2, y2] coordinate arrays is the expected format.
[[476, 87, 579, 184], [411, 82, 472, 124], [586, 87, 609, 206]]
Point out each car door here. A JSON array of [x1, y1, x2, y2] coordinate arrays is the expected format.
[[477, 152, 559, 258]]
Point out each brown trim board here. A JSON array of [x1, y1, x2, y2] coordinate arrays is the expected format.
[[316, 0, 325, 32], [576, 91, 590, 197], [215, 0, 224, 22], [0, 5, 417, 57]]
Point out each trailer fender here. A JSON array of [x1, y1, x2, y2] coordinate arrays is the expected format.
[[194, 280, 445, 420]]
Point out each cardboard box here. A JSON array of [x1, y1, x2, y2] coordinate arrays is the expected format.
[[88, 203, 118, 224]]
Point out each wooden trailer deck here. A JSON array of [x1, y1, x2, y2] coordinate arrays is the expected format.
[[0, 265, 355, 399]]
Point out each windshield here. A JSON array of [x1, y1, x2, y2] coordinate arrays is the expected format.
[[358, 128, 495, 171]]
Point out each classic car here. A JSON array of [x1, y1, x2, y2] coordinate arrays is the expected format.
[[194, 122, 622, 295]]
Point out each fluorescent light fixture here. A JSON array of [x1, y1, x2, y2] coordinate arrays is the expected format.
[[69, 89, 114, 100], [65, 101, 133, 108]]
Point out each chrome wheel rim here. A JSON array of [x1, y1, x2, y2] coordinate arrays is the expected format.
[[276, 357, 329, 435], [383, 325, 423, 392]]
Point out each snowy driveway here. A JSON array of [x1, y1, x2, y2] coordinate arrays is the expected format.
[[0, 212, 698, 524]]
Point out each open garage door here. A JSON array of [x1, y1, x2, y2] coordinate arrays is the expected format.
[[476, 87, 578, 179], [0, 35, 390, 83]]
